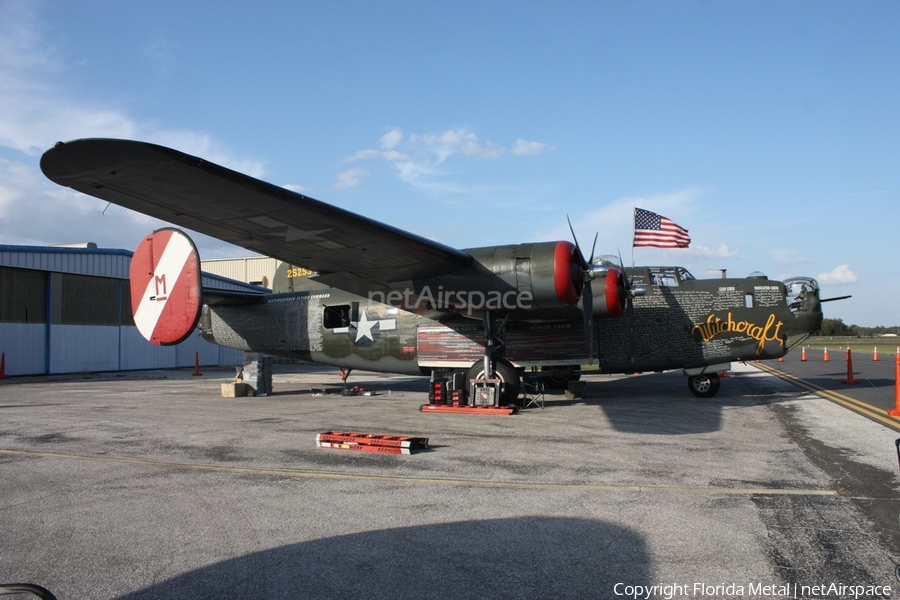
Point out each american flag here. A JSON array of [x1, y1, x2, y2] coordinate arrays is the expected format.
[[633, 208, 691, 248]]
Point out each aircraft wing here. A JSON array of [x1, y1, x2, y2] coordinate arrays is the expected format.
[[40, 138, 472, 297]]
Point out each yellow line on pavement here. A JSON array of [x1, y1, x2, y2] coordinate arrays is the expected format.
[[0, 448, 837, 496], [754, 362, 900, 431]]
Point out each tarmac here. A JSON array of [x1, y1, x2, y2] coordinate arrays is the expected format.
[[2, 361, 900, 599]]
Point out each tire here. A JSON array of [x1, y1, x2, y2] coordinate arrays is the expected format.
[[467, 358, 521, 406], [540, 365, 581, 391], [688, 373, 720, 398]]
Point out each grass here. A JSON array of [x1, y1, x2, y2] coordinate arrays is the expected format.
[[804, 336, 900, 354]]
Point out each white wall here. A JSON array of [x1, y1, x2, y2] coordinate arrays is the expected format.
[[0, 323, 46, 376], [0, 323, 243, 376]]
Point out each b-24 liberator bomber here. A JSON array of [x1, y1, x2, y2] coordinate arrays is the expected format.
[[40, 139, 829, 403]]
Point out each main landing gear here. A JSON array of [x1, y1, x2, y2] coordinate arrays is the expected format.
[[466, 357, 520, 406], [467, 312, 520, 406], [687, 373, 721, 398]]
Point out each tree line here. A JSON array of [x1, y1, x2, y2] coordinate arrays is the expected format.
[[817, 318, 900, 337]]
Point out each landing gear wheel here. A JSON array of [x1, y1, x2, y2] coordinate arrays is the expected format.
[[467, 358, 521, 406], [541, 366, 581, 391], [688, 373, 720, 398]]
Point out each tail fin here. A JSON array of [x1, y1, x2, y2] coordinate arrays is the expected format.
[[130, 228, 202, 345]]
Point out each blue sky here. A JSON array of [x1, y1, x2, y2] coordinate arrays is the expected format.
[[1, 1, 897, 326]]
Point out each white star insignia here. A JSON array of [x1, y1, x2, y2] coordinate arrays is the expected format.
[[354, 311, 378, 342]]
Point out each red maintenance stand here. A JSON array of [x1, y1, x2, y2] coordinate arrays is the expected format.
[[420, 373, 517, 415]]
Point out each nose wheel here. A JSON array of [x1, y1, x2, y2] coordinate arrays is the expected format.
[[688, 373, 721, 398]]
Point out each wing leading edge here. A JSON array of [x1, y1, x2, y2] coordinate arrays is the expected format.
[[40, 138, 472, 298]]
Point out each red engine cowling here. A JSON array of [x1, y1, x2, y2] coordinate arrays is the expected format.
[[593, 268, 627, 318], [547, 240, 584, 307], [427, 240, 584, 312]]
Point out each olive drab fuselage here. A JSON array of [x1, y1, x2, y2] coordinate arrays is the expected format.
[[199, 264, 822, 376]]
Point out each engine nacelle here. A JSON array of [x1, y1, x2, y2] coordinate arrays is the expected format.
[[411, 241, 584, 313], [592, 268, 626, 318]]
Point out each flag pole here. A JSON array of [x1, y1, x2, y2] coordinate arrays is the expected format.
[[630, 207, 636, 268]]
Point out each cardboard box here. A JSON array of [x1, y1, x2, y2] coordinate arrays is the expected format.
[[221, 382, 247, 398]]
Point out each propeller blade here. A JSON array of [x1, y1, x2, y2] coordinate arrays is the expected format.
[[567, 215, 588, 269], [617, 249, 636, 362], [617, 249, 629, 291], [569, 216, 599, 363]]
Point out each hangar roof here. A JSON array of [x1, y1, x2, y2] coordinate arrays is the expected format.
[[0, 244, 268, 293]]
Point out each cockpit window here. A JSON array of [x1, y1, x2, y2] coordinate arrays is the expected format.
[[647, 266, 695, 287], [651, 272, 679, 287]]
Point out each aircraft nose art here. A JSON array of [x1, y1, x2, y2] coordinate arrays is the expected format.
[[130, 228, 202, 345]]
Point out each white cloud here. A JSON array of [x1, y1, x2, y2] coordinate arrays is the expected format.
[[687, 244, 740, 259], [333, 167, 369, 190], [348, 127, 551, 192], [512, 138, 552, 156], [532, 190, 705, 262], [348, 148, 410, 162], [146, 130, 265, 178], [0, 3, 132, 154], [556, 190, 701, 242], [406, 129, 505, 161], [282, 184, 310, 195], [0, 2, 264, 258], [380, 128, 403, 149], [0, 157, 151, 248], [817, 264, 857, 285], [0, 2, 263, 176]]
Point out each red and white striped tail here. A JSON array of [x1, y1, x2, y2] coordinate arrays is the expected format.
[[130, 228, 202, 346]]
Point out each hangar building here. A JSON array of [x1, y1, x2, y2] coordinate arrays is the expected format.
[[201, 256, 279, 289], [0, 243, 259, 377]]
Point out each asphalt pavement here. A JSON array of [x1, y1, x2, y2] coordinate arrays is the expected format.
[[2, 362, 900, 599], [756, 346, 900, 431]]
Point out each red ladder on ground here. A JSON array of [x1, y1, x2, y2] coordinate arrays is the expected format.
[[316, 431, 430, 454]]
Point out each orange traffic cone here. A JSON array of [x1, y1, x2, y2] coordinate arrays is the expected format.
[[889, 352, 900, 417], [873, 347, 879, 361], [823, 347, 830, 362], [0, 352, 7, 379], [841, 349, 860, 384], [801, 347, 807, 361], [192, 352, 202, 376]]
